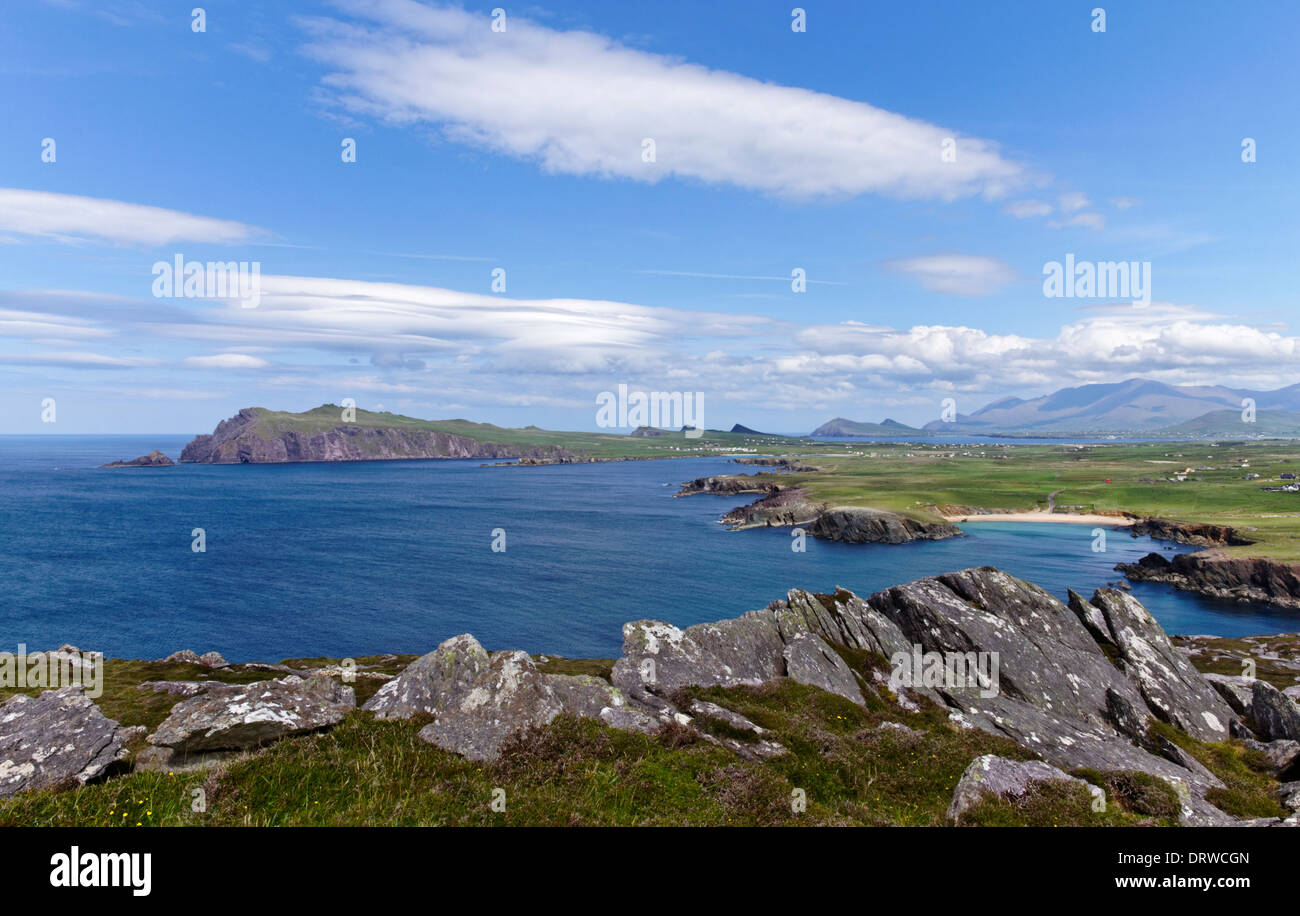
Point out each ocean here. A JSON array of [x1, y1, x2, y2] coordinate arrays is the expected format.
[[3, 435, 1298, 663]]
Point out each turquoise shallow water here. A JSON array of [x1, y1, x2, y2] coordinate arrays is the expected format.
[[3, 435, 1299, 662]]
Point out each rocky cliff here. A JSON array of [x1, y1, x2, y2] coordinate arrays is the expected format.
[[1130, 517, 1255, 548], [1117, 551, 1300, 610], [180, 408, 569, 464]]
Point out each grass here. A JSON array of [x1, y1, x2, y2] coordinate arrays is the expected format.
[[1148, 722, 1287, 819]]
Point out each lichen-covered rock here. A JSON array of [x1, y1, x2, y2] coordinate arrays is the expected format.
[[947, 755, 1094, 823], [157, 649, 227, 668], [1082, 588, 1234, 741], [610, 613, 787, 697], [415, 650, 634, 761], [1252, 680, 1300, 742], [0, 687, 130, 797], [362, 634, 490, 720], [147, 675, 355, 754]]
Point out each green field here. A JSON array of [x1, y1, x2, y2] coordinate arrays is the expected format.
[[704, 440, 1300, 561]]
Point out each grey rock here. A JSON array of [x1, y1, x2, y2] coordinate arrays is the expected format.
[[685, 699, 787, 759], [948, 755, 1093, 823], [1241, 738, 1300, 775], [158, 650, 227, 668], [1251, 680, 1300, 742], [1203, 673, 1255, 716], [362, 634, 489, 720], [148, 675, 355, 754], [1085, 588, 1234, 741], [137, 681, 213, 698], [780, 632, 864, 705], [0, 687, 130, 797], [383, 645, 642, 761]]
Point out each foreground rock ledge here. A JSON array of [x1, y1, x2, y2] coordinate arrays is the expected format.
[[359, 565, 1281, 824]]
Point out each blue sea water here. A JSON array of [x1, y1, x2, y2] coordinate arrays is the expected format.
[[3, 435, 1299, 663]]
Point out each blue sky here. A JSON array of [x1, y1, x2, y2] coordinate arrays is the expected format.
[[1, 0, 1298, 434]]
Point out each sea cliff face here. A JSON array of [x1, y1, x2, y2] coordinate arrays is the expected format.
[[1118, 551, 1300, 610], [1130, 517, 1254, 548], [181, 408, 565, 464]]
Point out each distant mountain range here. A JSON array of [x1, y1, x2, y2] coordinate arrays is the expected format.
[[810, 379, 1300, 438]]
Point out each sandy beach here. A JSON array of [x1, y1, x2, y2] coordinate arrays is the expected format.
[[944, 511, 1134, 526]]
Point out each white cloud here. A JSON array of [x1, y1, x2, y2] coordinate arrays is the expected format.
[[182, 353, 271, 369], [1003, 199, 1053, 218], [8, 277, 1298, 417], [884, 255, 1017, 296], [1049, 211, 1106, 230], [1059, 192, 1091, 213], [301, 1, 1027, 200], [0, 188, 263, 247]]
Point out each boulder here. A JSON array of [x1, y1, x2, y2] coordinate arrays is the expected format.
[[147, 675, 355, 755], [610, 613, 787, 697], [367, 635, 645, 761], [0, 687, 131, 797], [1240, 738, 1300, 776], [416, 650, 634, 761], [1203, 673, 1255, 716], [158, 650, 227, 668], [362, 634, 489, 719], [1251, 680, 1300, 742], [948, 755, 1094, 823]]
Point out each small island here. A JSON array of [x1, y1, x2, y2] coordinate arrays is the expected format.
[[99, 449, 175, 468]]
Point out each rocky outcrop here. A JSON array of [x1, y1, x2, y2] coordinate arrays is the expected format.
[[1251, 680, 1300, 742], [0, 687, 131, 797], [180, 407, 570, 464], [808, 507, 961, 544], [676, 476, 779, 497], [1130, 518, 1254, 547], [1117, 552, 1300, 610], [609, 612, 865, 708], [948, 755, 1096, 823], [720, 488, 825, 530], [99, 449, 174, 468], [157, 649, 227, 668], [146, 675, 355, 758], [707, 484, 960, 545], [1069, 588, 1234, 741], [364, 634, 650, 760]]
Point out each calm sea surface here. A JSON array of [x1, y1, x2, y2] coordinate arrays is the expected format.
[[3, 435, 1298, 662]]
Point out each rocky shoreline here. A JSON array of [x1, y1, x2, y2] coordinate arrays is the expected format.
[[7, 567, 1298, 825]]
